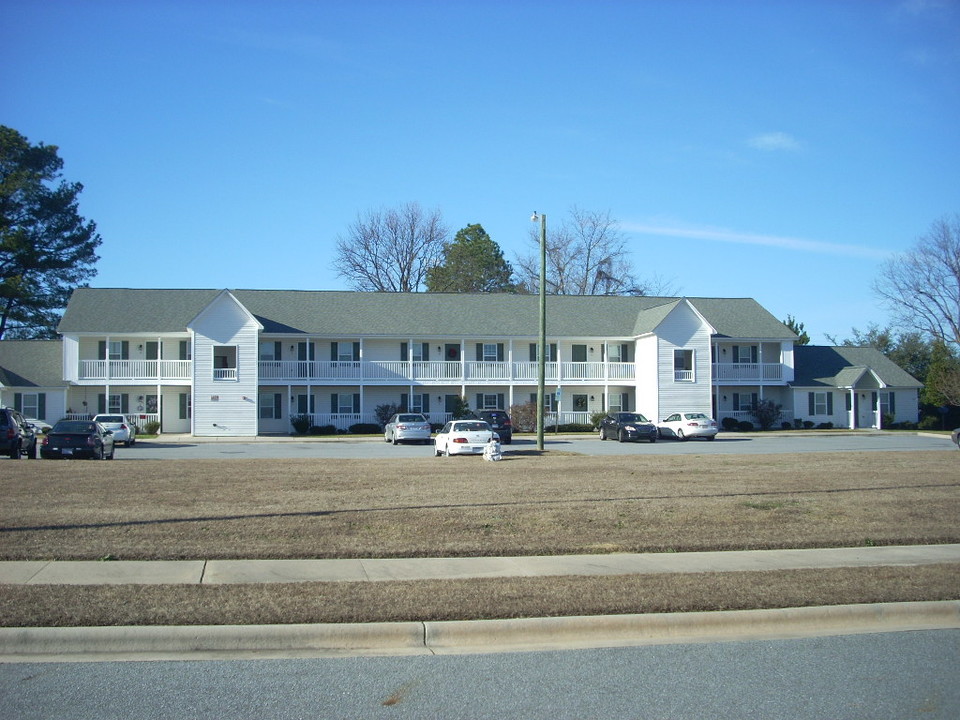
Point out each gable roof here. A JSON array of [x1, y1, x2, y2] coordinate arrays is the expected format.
[[791, 346, 922, 389], [0, 340, 64, 388], [58, 288, 797, 340]]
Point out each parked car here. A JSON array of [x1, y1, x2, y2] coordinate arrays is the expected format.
[[952, 427, 960, 450], [384, 413, 432, 445], [435, 420, 499, 456], [40, 420, 115, 460], [598, 412, 658, 443], [474, 410, 513, 444], [658, 412, 719, 441], [1, 406, 38, 459], [92, 414, 137, 446]]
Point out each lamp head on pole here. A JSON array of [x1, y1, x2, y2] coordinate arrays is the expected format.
[[531, 211, 539, 222]]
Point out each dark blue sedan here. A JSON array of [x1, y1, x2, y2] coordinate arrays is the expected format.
[[598, 412, 658, 443]]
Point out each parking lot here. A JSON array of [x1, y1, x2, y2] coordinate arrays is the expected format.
[[21, 432, 952, 461]]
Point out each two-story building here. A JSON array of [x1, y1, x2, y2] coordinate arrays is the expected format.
[[0, 288, 921, 436]]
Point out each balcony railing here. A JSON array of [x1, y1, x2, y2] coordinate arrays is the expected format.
[[79, 359, 192, 381], [258, 360, 637, 384], [712, 363, 785, 382]]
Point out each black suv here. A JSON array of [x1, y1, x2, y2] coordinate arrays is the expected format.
[[1, 407, 38, 459], [474, 410, 513, 444]]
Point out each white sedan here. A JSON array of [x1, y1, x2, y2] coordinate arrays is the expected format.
[[434, 420, 499, 456], [92, 414, 137, 446], [658, 412, 718, 441]]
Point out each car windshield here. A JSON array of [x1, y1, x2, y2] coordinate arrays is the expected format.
[[453, 422, 490, 432], [619, 413, 649, 423], [397, 415, 426, 422], [53, 421, 97, 434], [96, 416, 124, 423]]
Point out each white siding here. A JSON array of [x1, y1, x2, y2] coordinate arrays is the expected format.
[[634, 335, 659, 419], [190, 294, 261, 437], [654, 302, 713, 421]]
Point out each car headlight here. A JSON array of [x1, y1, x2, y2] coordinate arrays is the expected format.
[[624, 425, 636, 431]]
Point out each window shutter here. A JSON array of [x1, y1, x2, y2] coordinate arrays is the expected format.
[[331, 343, 338, 361], [179, 341, 188, 360], [401, 342, 408, 361], [890, 392, 896, 414], [352, 342, 360, 361], [14, 393, 22, 411], [497, 393, 505, 409], [422, 395, 430, 412], [732, 345, 739, 363], [99, 341, 107, 359], [808, 393, 815, 415], [476, 393, 483, 410], [38, 394, 46, 418], [827, 393, 834, 415], [476, 344, 483, 361], [353, 394, 360, 413], [751, 346, 758, 363], [401, 393, 408, 411], [422, 343, 430, 361], [497, 344, 504, 362], [121, 341, 130, 359], [846, 394, 852, 411], [330, 394, 337, 413], [274, 394, 282, 418], [121, 394, 129, 414], [98, 394, 106, 414], [274, 342, 282, 360], [530, 344, 537, 362]]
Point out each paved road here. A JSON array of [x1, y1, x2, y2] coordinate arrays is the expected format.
[[3, 630, 958, 719], [78, 432, 956, 460]]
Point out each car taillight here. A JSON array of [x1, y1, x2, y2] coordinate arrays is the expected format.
[[86, 436, 96, 446], [452, 437, 468, 443], [120, 424, 127, 430], [41, 436, 49, 446], [5, 429, 13, 439]]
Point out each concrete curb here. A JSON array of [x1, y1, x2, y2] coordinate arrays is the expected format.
[[3, 601, 958, 662]]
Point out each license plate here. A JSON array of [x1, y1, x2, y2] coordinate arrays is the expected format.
[[62, 448, 73, 455]]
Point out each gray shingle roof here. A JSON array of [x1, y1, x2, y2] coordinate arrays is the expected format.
[[0, 340, 65, 388], [58, 288, 797, 340], [791, 346, 922, 388]]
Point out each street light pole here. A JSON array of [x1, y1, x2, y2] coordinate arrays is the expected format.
[[531, 212, 547, 451]]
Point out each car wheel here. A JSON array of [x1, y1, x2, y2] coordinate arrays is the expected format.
[[435, 445, 442, 457], [94, 446, 104, 460], [107, 446, 115, 460], [444, 444, 452, 457], [10, 442, 21, 459], [599, 427, 606, 441], [649, 434, 657, 443], [677, 429, 686, 441], [28, 442, 38, 459], [707, 435, 716, 441], [129, 437, 136, 446], [384, 432, 391, 443], [618, 429, 627, 443], [392, 436, 399, 445]]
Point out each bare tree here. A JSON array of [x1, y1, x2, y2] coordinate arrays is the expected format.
[[515, 206, 675, 296], [333, 202, 447, 292], [874, 214, 960, 349]]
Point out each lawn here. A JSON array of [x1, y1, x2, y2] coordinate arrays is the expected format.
[[1, 450, 958, 626]]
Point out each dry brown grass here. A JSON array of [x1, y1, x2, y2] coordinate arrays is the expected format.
[[2, 451, 958, 627], [2, 452, 958, 560]]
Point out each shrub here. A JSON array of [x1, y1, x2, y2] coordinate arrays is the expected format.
[[308, 424, 337, 435], [749, 399, 782, 431], [142, 420, 160, 435], [737, 421, 754, 432], [451, 396, 472, 420], [816, 422, 834, 429], [374, 404, 398, 428], [918, 415, 941, 431], [349, 423, 381, 435], [556, 423, 595, 433], [721, 417, 739, 432], [509, 402, 537, 432], [590, 412, 607, 429], [781, 422, 792, 430], [803, 420, 815, 429], [291, 414, 311, 435]]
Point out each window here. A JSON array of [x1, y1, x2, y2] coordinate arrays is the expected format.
[[333, 342, 358, 362], [296, 394, 315, 414], [482, 344, 499, 362], [108, 341, 124, 360], [808, 391, 833, 416], [572, 394, 588, 411], [880, 391, 895, 418], [19, 393, 39, 418], [213, 346, 238, 380], [608, 344, 628, 362], [259, 393, 282, 420], [734, 393, 757, 412], [259, 342, 281, 361], [333, 393, 359, 414], [674, 349, 694, 381], [608, 393, 627, 412], [481, 394, 499, 410], [571, 345, 587, 362], [733, 345, 758, 364]]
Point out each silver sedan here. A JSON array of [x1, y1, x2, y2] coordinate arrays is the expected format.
[[384, 413, 432, 445], [658, 412, 718, 441]]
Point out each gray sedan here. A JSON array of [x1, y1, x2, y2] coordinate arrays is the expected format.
[[384, 413, 432, 445]]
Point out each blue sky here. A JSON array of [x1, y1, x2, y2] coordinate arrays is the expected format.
[[4, 0, 958, 343]]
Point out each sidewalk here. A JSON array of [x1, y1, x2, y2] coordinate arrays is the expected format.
[[3, 544, 960, 586], [2, 545, 959, 661]]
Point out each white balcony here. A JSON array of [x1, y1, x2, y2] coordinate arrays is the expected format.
[[78, 359, 192, 381], [712, 363, 785, 383]]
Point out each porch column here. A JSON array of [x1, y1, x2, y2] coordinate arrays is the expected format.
[[156, 383, 161, 432], [849, 389, 856, 429]]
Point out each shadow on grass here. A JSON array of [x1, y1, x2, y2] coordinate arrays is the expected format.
[[2, 481, 957, 535]]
